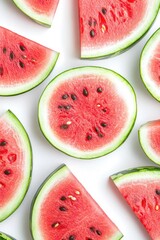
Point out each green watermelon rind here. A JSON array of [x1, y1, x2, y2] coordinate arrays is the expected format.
[[140, 28, 160, 101], [0, 110, 32, 222], [81, 1, 160, 59], [138, 120, 160, 165], [30, 164, 123, 240], [38, 66, 137, 159], [0, 49, 59, 96], [12, 0, 58, 27], [0, 232, 16, 240]]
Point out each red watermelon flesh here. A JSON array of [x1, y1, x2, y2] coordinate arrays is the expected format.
[[31, 164, 123, 240], [0, 110, 32, 222], [149, 44, 160, 86], [49, 76, 127, 151], [0, 26, 59, 95]]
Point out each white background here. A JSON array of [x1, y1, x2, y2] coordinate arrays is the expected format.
[[0, 0, 160, 239]]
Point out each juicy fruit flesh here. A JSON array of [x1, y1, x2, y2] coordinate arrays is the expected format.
[[149, 43, 160, 86], [118, 179, 160, 240], [26, 0, 59, 16], [48, 75, 128, 151], [146, 120, 160, 155], [0, 120, 23, 207], [0, 26, 53, 85], [38, 167, 121, 240], [79, 0, 146, 47]]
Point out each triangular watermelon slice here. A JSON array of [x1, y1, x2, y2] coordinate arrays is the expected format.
[[31, 164, 123, 240], [78, 0, 160, 59], [12, 0, 59, 27], [0, 26, 59, 96], [0, 110, 32, 222], [111, 167, 160, 240]]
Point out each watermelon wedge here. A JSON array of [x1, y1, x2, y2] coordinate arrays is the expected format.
[[111, 166, 160, 240], [31, 164, 123, 240], [0, 232, 16, 240], [0, 26, 59, 96], [139, 120, 160, 165], [0, 110, 32, 222], [38, 66, 137, 159], [140, 28, 160, 101], [78, 0, 160, 59], [12, 0, 59, 27]]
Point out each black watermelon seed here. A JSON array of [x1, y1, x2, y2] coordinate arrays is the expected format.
[[86, 134, 92, 141], [60, 196, 67, 201], [10, 51, 15, 60], [64, 105, 72, 110], [71, 94, 77, 101], [88, 17, 92, 26], [60, 124, 69, 130], [96, 229, 102, 235], [19, 61, 25, 68], [97, 87, 103, 93], [83, 88, 88, 97], [90, 29, 96, 38], [102, 7, 107, 15], [4, 169, 11, 175], [86, 238, 93, 240], [156, 189, 160, 195], [69, 236, 76, 240], [19, 44, 26, 51], [3, 47, 7, 54], [0, 66, 3, 76], [58, 105, 63, 109], [62, 94, 69, 99], [0, 140, 7, 146], [90, 226, 96, 233], [93, 19, 97, 27], [59, 206, 67, 211], [101, 122, 107, 127]]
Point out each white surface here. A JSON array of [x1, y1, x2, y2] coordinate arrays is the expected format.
[[0, 1, 160, 239]]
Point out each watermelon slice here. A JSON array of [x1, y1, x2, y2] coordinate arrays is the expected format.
[[139, 120, 160, 165], [12, 0, 59, 27], [140, 28, 160, 101], [0, 110, 32, 222], [0, 26, 59, 96], [78, 0, 160, 59], [0, 232, 16, 240], [38, 66, 137, 159], [111, 166, 160, 240], [31, 164, 123, 240]]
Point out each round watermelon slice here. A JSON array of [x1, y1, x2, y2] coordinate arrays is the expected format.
[[140, 28, 160, 101], [0, 26, 59, 96], [111, 166, 160, 240], [78, 0, 160, 59], [139, 120, 160, 165], [0, 110, 32, 222], [31, 164, 123, 240], [12, 0, 59, 27], [38, 66, 137, 159], [0, 232, 16, 240]]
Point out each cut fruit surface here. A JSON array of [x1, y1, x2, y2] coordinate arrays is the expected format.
[[78, 0, 160, 58], [31, 164, 123, 240], [0, 232, 16, 240], [0, 110, 32, 222], [139, 120, 160, 165], [0, 26, 59, 96], [12, 0, 59, 26], [111, 166, 160, 240], [140, 28, 160, 101], [38, 66, 137, 159]]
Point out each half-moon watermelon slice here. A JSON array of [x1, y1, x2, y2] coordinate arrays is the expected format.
[[0, 232, 16, 240], [38, 66, 137, 159], [111, 166, 160, 240], [31, 164, 123, 240], [140, 28, 160, 101], [78, 0, 160, 59], [0, 26, 59, 96], [0, 110, 32, 222], [139, 120, 160, 165], [12, 0, 59, 27]]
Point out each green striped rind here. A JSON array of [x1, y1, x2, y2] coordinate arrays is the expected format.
[[38, 66, 137, 159], [0, 232, 16, 240], [140, 28, 160, 101], [138, 120, 160, 165], [30, 164, 123, 240], [81, 0, 160, 59], [0, 110, 32, 222], [12, 0, 59, 27], [111, 166, 160, 184]]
